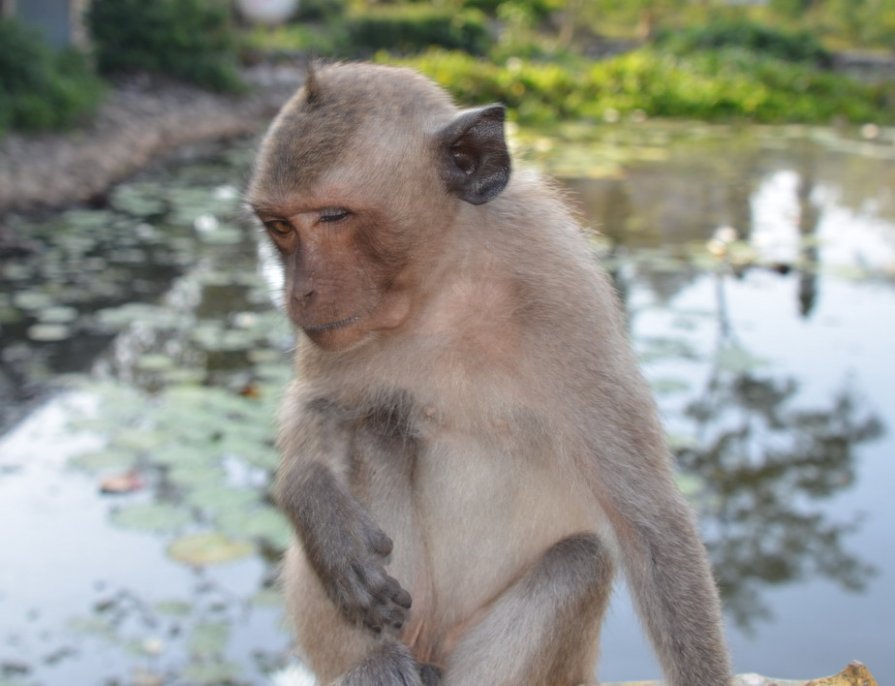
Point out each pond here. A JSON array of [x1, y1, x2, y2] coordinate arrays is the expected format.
[[1, 123, 893, 686]]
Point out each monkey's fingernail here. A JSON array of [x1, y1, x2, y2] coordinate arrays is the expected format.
[[395, 589, 412, 608], [371, 532, 393, 556]]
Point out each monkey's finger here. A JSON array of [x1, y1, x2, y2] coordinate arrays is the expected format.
[[381, 602, 407, 631], [374, 570, 413, 610], [384, 575, 412, 608], [368, 529, 394, 557]]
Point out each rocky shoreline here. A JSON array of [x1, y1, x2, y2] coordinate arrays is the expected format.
[[0, 64, 304, 216]]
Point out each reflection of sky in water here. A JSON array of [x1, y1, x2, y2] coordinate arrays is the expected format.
[[751, 169, 895, 270], [583, 137, 895, 681], [598, 267, 895, 683]]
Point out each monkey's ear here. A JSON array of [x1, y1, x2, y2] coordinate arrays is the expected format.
[[439, 104, 510, 205], [305, 60, 321, 105]]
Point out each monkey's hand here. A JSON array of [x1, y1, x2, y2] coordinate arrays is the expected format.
[[316, 512, 413, 635], [284, 463, 412, 634]]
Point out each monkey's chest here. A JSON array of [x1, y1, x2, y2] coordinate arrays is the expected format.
[[349, 412, 597, 636]]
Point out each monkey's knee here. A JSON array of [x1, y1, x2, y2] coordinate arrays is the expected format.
[[536, 533, 614, 593], [333, 642, 423, 686]]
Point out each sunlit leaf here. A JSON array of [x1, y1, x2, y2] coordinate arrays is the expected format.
[[167, 532, 254, 566]]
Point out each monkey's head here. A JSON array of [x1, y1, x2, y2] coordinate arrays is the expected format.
[[247, 63, 510, 351]]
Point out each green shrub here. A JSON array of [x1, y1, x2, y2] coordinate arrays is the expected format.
[[0, 18, 104, 135], [461, 0, 562, 21], [382, 47, 892, 126], [656, 19, 833, 68], [344, 6, 491, 56], [87, 0, 243, 92], [294, 0, 347, 22]]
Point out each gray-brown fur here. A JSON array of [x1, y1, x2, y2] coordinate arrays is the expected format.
[[249, 62, 730, 686]]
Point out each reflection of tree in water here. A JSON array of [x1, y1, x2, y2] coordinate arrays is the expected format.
[[680, 377, 882, 629], [676, 273, 883, 630]]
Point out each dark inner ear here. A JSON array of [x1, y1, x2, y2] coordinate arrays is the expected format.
[[439, 104, 511, 205]]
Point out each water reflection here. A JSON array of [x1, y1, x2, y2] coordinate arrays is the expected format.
[[556, 127, 891, 640], [1, 126, 894, 684]]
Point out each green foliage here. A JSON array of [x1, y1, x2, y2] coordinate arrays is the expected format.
[[242, 22, 345, 59], [87, 0, 244, 92], [656, 19, 834, 67], [295, 0, 347, 21], [344, 5, 492, 56], [461, 0, 563, 21], [383, 47, 893, 126], [0, 19, 104, 135]]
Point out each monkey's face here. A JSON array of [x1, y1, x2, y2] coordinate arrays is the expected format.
[[255, 197, 414, 351], [247, 63, 510, 351]]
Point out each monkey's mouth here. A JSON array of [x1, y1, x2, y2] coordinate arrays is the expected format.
[[302, 315, 361, 334]]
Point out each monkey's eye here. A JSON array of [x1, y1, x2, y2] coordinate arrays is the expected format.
[[264, 220, 292, 236], [319, 207, 350, 224]]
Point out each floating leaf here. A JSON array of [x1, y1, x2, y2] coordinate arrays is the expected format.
[[27, 323, 71, 341], [189, 621, 229, 658], [69, 449, 137, 473], [136, 353, 177, 372], [186, 484, 259, 514], [155, 600, 191, 617], [181, 661, 243, 686], [216, 506, 291, 550], [167, 532, 254, 566], [14, 291, 55, 310], [111, 502, 192, 533], [37, 306, 79, 323], [717, 344, 769, 374], [250, 588, 282, 608], [650, 377, 692, 396], [110, 183, 167, 216]]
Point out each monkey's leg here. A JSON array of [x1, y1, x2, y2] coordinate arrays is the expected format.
[[442, 533, 613, 686], [284, 544, 425, 686], [278, 460, 423, 685]]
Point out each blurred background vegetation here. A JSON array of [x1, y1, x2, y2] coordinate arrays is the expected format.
[[1, 0, 894, 136]]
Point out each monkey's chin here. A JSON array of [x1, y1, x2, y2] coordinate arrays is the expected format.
[[300, 316, 368, 351]]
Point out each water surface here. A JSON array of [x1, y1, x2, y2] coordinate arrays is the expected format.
[[1, 124, 893, 684]]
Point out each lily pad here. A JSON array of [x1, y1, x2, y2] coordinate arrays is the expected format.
[[37, 306, 79, 323], [189, 621, 229, 658], [13, 291, 55, 310], [182, 661, 243, 686], [717, 344, 769, 374], [216, 506, 291, 550], [110, 502, 193, 533], [650, 377, 692, 396], [186, 484, 259, 514], [110, 184, 167, 216], [27, 323, 72, 342], [155, 600, 191, 617], [136, 353, 178, 372], [167, 532, 254, 566]]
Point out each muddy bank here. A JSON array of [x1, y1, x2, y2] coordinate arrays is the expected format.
[[0, 64, 303, 216]]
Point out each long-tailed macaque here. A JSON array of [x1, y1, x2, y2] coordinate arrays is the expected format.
[[247, 62, 731, 686]]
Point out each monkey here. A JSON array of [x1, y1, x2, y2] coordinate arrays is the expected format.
[[246, 62, 731, 686]]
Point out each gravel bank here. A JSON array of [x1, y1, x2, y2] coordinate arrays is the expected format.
[[0, 64, 303, 215]]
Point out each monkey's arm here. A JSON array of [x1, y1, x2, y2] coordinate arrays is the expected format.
[[274, 408, 412, 634], [589, 434, 731, 686]]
